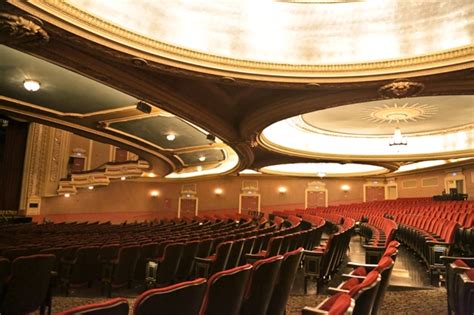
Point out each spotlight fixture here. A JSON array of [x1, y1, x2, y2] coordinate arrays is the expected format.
[[23, 79, 41, 92], [214, 188, 223, 195], [166, 134, 176, 141], [136, 101, 152, 114], [120, 176, 126, 181], [278, 186, 287, 193], [198, 156, 206, 162], [88, 186, 94, 190], [389, 127, 407, 146], [64, 193, 70, 198]]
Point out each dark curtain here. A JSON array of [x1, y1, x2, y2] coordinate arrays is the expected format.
[[0, 119, 29, 210]]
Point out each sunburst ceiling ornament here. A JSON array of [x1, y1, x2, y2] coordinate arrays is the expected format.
[[364, 103, 438, 124]]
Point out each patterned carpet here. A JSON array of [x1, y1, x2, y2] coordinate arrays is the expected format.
[[36, 286, 447, 315]]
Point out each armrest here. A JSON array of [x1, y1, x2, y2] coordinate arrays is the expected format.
[[194, 257, 213, 264], [302, 306, 327, 315], [363, 244, 385, 251], [303, 249, 325, 257], [347, 262, 377, 269], [327, 287, 349, 295], [245, 253, 265, 260], [440, 256, 474, 266], [342, 274, 367, 280], [426, 241, 451, 246]]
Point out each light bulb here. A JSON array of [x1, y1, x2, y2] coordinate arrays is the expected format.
[[23, 80, 41, 92], [166, 134, 176, 141]]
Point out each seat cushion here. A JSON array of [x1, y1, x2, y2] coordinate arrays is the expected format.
[[340, 277, 360, 290], [453, 259, 469, 268], [320, 292, 352, 314]]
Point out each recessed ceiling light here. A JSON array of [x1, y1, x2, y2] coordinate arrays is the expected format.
[[198, 156, 206, 162], [88, 186, 94, 190], [23, 79, 41, 92], [166, 134, 176, 141]]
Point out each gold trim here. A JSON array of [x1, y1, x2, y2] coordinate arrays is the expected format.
[[258, 132, 474, 163], [260, 166, 389, 178], [11, 1, 474, 82], [0, 95, 137, 118]]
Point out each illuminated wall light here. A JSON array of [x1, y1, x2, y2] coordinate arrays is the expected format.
[[166, 134, 176, 141], [23, 79, 41, 92], [198, 156, 206, 162], [88, 186, 94, 190], [341, 184, 350, 192], [150, 190, 159, 197], [278, 186, 287, 193], [317, 172, 326, 178], [146, 172, 157, 178], [120, 176, 126, 181], [452, 172, 457, 176], [64, 193, 70, 198], [197, 166, 203, 172], [214, 188, 223, 195]]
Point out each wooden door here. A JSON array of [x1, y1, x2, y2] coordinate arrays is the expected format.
[[306, 190, 326, 208], [365, 186, 385, 202], [240, 195, 260, 213]]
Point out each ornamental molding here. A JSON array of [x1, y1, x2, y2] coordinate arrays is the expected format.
[[9, 1, 474, 82], [378, 80, 425, 99], [0, 13, 49, 45]]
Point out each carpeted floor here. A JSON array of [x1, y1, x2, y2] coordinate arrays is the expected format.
[[37, 285, 447, 315]]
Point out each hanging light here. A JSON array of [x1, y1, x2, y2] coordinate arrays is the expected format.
[[389, 127, 407, 146]]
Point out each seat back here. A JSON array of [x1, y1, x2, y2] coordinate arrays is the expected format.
[[70, 246, 100, 285], [196, 238, 213, 258], [267, 247, 304, 315], [134, 278, 207, 315], [266, 236, 284, 257], [200, 264, 253, 315], [58, 297, 129, 315], [239, 237, 256, 265], [226, 238, 244, 269], [371, 257, 395, 315], [210, 241, 232, 275], [135, 242, 159, 281], [241, 255, 283, 315], [302, 292, 355, 315], [457, 269, 474, 315], [156, 243, 184, 286], [348, 270, 381, 315], [112, 245, 140, 287], [176, 240, 199, 281], [1, 254, 55, 314], [98, 244, 120, 263]]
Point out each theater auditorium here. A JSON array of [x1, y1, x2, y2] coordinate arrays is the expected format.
[[0, 1, 473, 314]]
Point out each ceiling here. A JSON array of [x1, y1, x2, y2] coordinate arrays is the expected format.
[[0, 1, 473, 180]]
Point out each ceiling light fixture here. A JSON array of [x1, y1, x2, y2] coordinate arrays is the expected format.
[[389, 127, 407, 146], [23, 79, 41, 92], [317, 172, 326, 178], [198, 156, 206, 162], [166, 134, 176, 141]]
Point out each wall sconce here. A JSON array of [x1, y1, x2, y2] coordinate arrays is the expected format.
[[214, 188, 223, 196], [150, 190, 160, 197], [278, 186, 287, 194], [64, 193, 70, 198], [88, 185, 94, 190], [341, 184, 350, 192]]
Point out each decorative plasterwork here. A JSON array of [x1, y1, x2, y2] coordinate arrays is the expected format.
[[9, 1, 474, 82], [0, 13, 49, 45], [378, 80, 425, 98], [364, 103, 437, 124]]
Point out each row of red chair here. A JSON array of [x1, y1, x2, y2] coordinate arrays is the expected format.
[[302, 241, 399, 315], [358, 216, 398, 264], [59, 248, 304, 315], [442, 256, 474, 315]]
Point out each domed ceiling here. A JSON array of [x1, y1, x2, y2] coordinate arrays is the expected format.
[[1, 0, 473, 180]]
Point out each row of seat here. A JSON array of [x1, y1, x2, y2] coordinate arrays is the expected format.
[[442, 256, 474, 315], [302, 216, 356, 293], [59, 248, 304, 315], [302, 241, 399, 315], [358, 216, 398, 264]]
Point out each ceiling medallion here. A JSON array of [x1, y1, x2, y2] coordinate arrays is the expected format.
[[364, 103, 437, 124], [378, 80, 424, 99], [0, 13, 49, 45]]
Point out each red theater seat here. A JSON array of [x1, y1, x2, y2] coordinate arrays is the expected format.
[[58, 297, 128, 315], [302, 292, 355, 315], [134, 278, 207, 315]]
